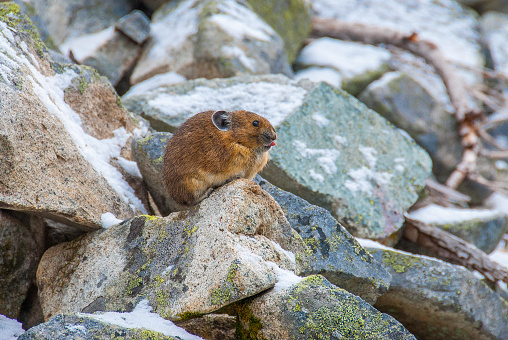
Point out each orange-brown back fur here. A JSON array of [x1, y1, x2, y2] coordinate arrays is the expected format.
[[162, 110, 277, 208]]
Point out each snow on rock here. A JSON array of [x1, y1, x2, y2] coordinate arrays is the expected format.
[[294, 66, 342, 88], [481, 11, 508, 78], [407, 204, 500, 224], [131, 0, 291, 84], [60, 27, 115, 62], [100, 212, 123, 229], [0, 315, 24, 340], [311, 0, 483, 84], [123, 72, 186, 99], [83, 300, 204, 340]]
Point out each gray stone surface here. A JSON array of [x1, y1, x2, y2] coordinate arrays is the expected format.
[[122, 74, 432, 240], [245, 0, 311, 63], [132, 132, 177, 216], [0, 5, 149, 230], [359, 71, 462, 182], [115, 10, 151, 45], [255, 176, 391, 304], [237, 275, 416, 340], [18, 313, 180, 340], [368, 247, 508, 340], [0, 211, 41, 319], [37, 180, 306, 321], [130, 0, 292, 85], [25, 0, 132, 47]]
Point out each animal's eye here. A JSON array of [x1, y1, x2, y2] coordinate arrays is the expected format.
[[253, 120, 259, 127]]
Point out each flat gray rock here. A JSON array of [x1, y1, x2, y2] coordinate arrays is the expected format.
[[366, 245, 508, 340], [123, 74, 432, 240]]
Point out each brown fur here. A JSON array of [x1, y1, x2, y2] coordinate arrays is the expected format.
[[162, 110, 277, 208]]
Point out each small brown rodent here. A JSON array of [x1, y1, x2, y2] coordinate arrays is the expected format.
[[163, 110, 277, 208]]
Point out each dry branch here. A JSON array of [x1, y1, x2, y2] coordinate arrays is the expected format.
[[311, 17, 483, 189], [404, 215, 508, 283]]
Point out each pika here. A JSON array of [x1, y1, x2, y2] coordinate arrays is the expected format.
[[162, 110, 277, 208]]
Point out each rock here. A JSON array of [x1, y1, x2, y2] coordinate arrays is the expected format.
[[245, 0, 311, 63], [294, 66, 342, 88], [131, 134, 391, 303], [0, 4, 150, 230], [295, 38, 391, 95], [130, 0, 292, 85], [0, 210, 41, 319], [123, 72, 186, 100], [310, 0, 483, 85], [365, 244, 508, 340], [406, 204, 507, 253], [237, 275, 416, 340], [481, 11, 508, 78], [176, 314, 236, 340], [26, 0, 132, 47], [255, 176, 391, 304], [18, 304, 200, 340], [37, 180, 307, 321], [359, 72, 462, 182], [132, 132, 178, 215], [60, 10, 150, 86], [122, 74, 432, 240], [115, 10, 151, 45]]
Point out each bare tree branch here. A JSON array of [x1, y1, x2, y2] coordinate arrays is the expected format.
[[404, 215, 508, 283]]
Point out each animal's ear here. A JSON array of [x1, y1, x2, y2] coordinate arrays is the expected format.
[[212, 110, 231, 131]]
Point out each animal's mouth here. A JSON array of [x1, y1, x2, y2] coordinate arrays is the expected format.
[[264, 141, 276, 151]]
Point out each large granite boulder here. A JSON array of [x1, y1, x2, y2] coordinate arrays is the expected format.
[[130, 0, 292, 85], [363, 243, 508, 340], [237, 275, 416, 340], [123, 75, 432, 240], [37, 180, 306, 321], [0, 4, 150, 230]]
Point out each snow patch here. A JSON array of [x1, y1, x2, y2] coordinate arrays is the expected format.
[[294, 67, 342, 88], [101, 212, 123, 229], [210, 1, 275, 42], [345, 167, 392, 194], [334, 135, 347, 145], [265, 261, 303, 292], [221, 45, 257, 71], [0, 315, 24, 340], [148, 82, 306, 127], [407, 204, 500, 224], [60, 27, 115, 62], [117, 157, 142, 179], [269, 240, 296, 264], [82, 300, 204, 340], [359, 145, 378, 168], [312, 113, 330, 128], [123, 72, 186, 98], [293, 140, 340, 175], [309, 169, 325, 183], [486, 193, 508, 217]]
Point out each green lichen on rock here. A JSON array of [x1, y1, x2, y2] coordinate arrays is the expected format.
[[210, 260, 240, 306], [245, 0, 311, 63], [378, 250, 427, 273], [0, 2, 47, 57]]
